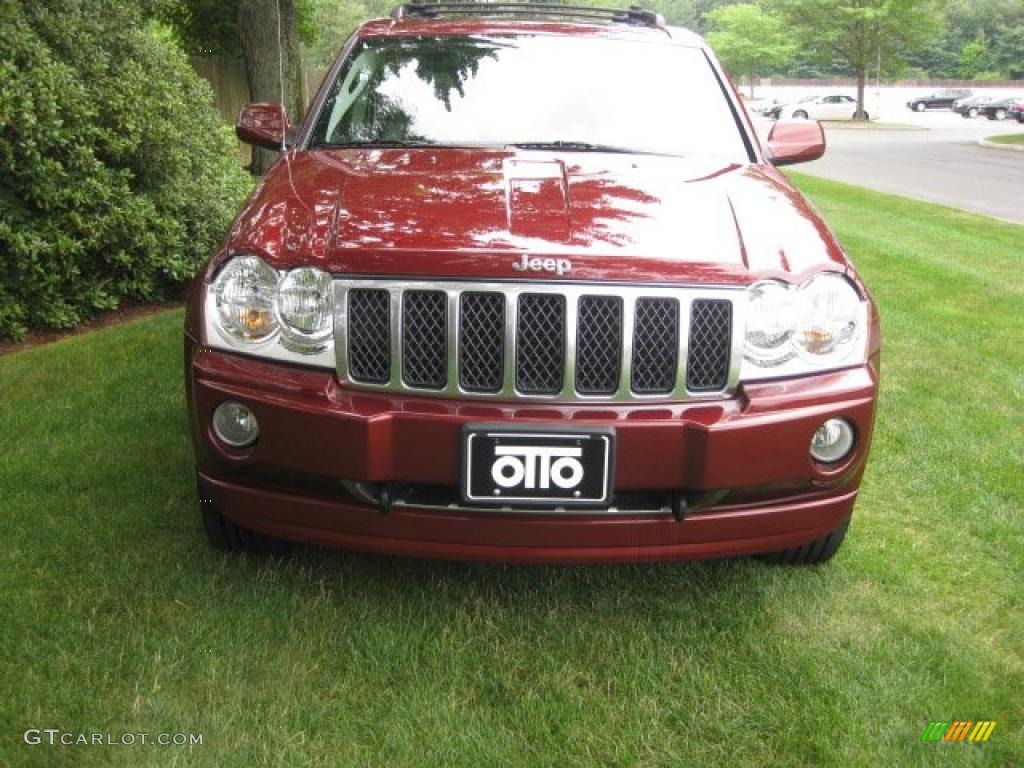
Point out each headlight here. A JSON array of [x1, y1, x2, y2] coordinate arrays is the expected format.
[[205, 255, 336, 368], [213, 255, 279, 341], [792, 273, 861, 363], [276, 267, 334, 352], [741, 272, 867, 382], [745, 280, 796, 367]]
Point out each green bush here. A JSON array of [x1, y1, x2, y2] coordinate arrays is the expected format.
[[0, 0, 251, 340]]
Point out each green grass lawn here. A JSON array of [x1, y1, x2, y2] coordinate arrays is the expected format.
[[1, 176, 1022, 767], [986, 133, 1024, 145]]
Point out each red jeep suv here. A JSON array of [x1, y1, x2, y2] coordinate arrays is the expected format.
[[185, 3, 880, 565]]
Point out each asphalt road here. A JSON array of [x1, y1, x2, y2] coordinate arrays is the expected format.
[[753, 110, 1024, 224]]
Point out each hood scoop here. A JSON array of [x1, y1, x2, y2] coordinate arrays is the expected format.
[[504, 159, 571, 241]]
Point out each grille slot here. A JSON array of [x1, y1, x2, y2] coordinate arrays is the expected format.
[[402, 290, 447, 389], [459, 292, 505, 392], [576, 295, 622, 395], [516, 293, 566, 395], [347, 289, 391, 384], [631, 298, 679, 394], [687, 299, 732, 392]]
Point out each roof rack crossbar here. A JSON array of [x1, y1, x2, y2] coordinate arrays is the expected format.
[[390, 2, 665, 28]]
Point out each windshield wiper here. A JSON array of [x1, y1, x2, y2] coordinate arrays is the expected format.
[[509, 141, 661, 155], [310, 139, 437, 149]]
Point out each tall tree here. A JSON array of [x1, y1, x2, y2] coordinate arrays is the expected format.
[[154, 0, 312, 173], [768, 0, 946, 119], [238, 0, 306, 173], [706, 4, 794, 96]]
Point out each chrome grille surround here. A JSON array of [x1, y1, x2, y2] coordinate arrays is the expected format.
[[334, 279, 746, 403]]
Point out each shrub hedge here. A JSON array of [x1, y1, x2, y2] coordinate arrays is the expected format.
[[0, 0, 251, 340]]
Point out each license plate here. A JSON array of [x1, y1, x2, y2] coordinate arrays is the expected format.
[[461, 425, 614, 506]]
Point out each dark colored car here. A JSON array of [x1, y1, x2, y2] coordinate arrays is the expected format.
[[907, 89, 972, 111], [952, 94, 1000, 118], [185, 3, 880, 565], [981, 98, 1024, 120]]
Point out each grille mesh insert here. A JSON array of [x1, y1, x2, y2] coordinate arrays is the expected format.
[[516, 294, 565, 394], [347, 289, 391, 384], [459, 292, 505, 392], [687, 299, 732, 392], [402, 291, 447, 389], [631, 298, 679, 394], [576, 296, 623, 395]]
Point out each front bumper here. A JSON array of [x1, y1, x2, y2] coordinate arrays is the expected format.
[[186, 339, 877, 563]]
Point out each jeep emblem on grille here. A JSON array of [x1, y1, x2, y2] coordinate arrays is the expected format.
[[512, 254, 572, 275], [491, 446, 584, 491]]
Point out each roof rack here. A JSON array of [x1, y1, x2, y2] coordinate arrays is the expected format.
[[390, 2, 666, 28]]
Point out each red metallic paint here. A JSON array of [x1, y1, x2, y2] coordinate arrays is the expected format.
[[235, 103, 291, 151], [187, 15, 880, 562], [765, 120, 828, 167]]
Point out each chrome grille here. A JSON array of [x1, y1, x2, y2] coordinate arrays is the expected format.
[[336, 280, 743, 402]]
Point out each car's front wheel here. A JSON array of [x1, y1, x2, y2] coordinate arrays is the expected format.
[[967, 107, 978, 118], [202, 505, 292, 555], [914, 102, 926, 112], [758, 518, 850, 566], [793, 109, 808, 119], [198, 479, 292, 555]]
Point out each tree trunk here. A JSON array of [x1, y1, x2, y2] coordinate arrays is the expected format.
[[854, 68, 868, 121], [749, 70, 755, 98], [238, 0, 306, 174]]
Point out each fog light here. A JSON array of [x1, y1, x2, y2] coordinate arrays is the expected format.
[[810, 418, 854, 464], [212, 402, 260, 448]]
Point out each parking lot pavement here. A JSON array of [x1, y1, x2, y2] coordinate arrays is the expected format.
[[753, 108, 1024, 224]]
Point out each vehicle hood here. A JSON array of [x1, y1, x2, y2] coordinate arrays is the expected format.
[[222, 148, 850, 285]]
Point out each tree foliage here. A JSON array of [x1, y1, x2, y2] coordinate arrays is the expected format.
[[153, 0, 317, 57], [0, 0, 251, 340], [768, 0, 946, 115], [706, 4, 794, 94]]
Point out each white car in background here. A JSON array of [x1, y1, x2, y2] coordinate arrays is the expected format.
[[778, 94, 866, 121]]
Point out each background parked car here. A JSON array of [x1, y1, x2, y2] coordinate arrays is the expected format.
[[952, 94, 1001, 118], [980, 98, 1024, 120], [906, 89, 972, 111], [759, 95, 814, 120], [779, 94, 864, 121]]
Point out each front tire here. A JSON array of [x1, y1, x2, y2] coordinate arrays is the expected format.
[[967, 108, 978, 118], [198, 477, 292, 555], [758, 518, 850, 566], [914, 102, 926, 112], [793, 110, 808, 119], [202, 506, 292, 554]]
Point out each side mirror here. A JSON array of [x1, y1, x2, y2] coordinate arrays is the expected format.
[[236, 103, 291, 151], [766, 119, 826, 167]]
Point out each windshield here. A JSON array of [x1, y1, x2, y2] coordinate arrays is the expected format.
[[309, 34, 751, 160]]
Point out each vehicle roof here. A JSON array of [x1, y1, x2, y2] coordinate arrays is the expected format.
[[355, 17, 705, 47]]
